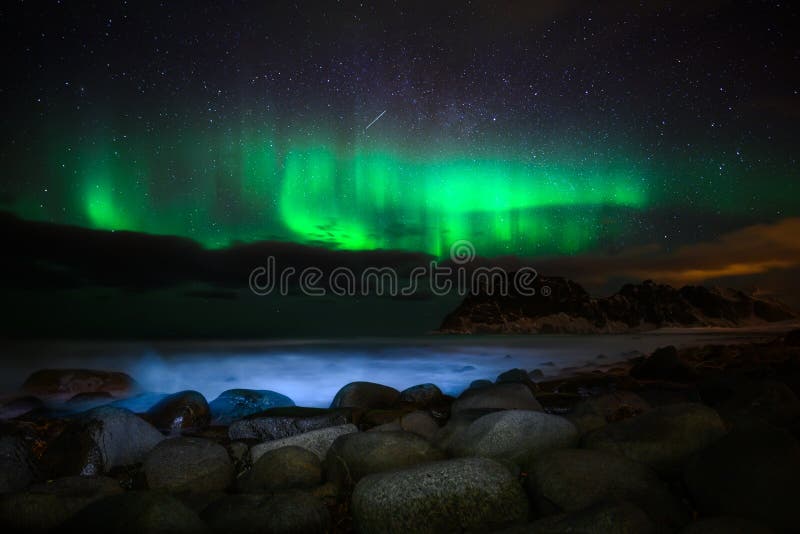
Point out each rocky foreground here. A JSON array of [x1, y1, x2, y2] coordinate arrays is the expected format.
[[2, 332, 800, 533]]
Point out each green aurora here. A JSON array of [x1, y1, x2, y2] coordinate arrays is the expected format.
[[12, 126, 657, 257]]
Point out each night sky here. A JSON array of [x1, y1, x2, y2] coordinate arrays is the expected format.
[[1, 1, 799, 336]]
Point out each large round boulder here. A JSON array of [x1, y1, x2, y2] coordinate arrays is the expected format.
[[62, 491, 207, 534], [208, 389, 295, 425], [326, 430, 445, 486], [630, 346, 695, 382], [0, 476, 123, 531], [201, 491, 330, 534], [351, 457, 528, 533], [238, 446, 321, 493], [526, 448, 689, 528], [450, 409, 578, 465], [143, 437, 233, 493], [505, 501, 656, 534], [583, 402, 726, 475], [41, 406, 164, 477], [398, 383, 443, 408], [22, 369, 138, 401], [0, 434, 34, 493], [249, 423, 358, 463], [451, 383, 542, 414], [683, 422, 800, 532], [330, 381, 400, 410], [228, 407, 352, 441], [146, 390, 211, 433]]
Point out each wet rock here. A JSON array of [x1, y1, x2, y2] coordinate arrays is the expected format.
[[201, 491, 330, 534], [143, 437, 233, 493], [146, 390, 211, 433], [450, 409, 578, 465], [0, 396, 44, 420], [228, 406, 352, 441], [569, 391, 651, 433], [329, 381, 400, 410], [351, 457, 528, 533], [527, 448, 689, 528], [22, 369, 138, 401], [529, 369, 545, 380], [250, 424, 358, 463], [0, 476, 123, 531], [398, 383, 443, 408], [451, 383, 543, 414], [238, 445, 321, 493], [718, 379, 800, 427], [503, 501, 656, 534], [684, 421, 800, 532], [326, 430, 445, 486], [65, 391, 114, 410], [469, 379, 494, 389], [583, 402, 726, 475], [397, 410, 439, 440], [496, 368, 540, 393], [630, 346, 695, 382], [41, 406, 163, 477], [208, 389, 294, 425], [680, 516, 775, 534], [432, 408, 499, 451], [362, 409, 411, 428], [62, 491, 207, 534], [0, 434, 35, 493]]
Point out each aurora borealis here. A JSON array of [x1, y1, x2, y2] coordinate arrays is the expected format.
[[1, 1, 798, 259]]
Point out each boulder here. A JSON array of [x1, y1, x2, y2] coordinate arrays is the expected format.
[[62, 491, 206, 534], [330, 381, 400, 410], [146, 390, 211, 433], [502, 501, 656, 534], [0, 396, 44, 420], [451, 383, 543, 414], [0, 434, 34, 493], [397, 411, 440, 441], [450, 410, 579, 465], [326, 430, 445, 486], [783, 329, 800, 347], [568, 391, 651, 435], [684, 421, 800, 532], [496, 368, 539, 392], [432, 408, 499, 451], [398, 383, 443, 408], [680, 516, 775, 534], [351, 457, 528, 533], [208, 389, 294, 425], [469, 379, 494, 389], [41, 406, 163, 477], [238, 446, 321, 493], [143, 437, 233, 493], [527, 448, 689, 528], [0, 476, 123, 531], [718, 380, 800, 427], [630, 346, 695, 382], [201, 491, 330, 534], [583, 402, 726, 475], [228, 407, 352, 441], [21, 369, 138, 401], [250, 424, 357, 463]]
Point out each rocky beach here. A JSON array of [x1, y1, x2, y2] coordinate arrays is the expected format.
[[1, 331, 799, 533]]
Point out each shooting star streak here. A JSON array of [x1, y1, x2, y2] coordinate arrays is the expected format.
[[365, 110, 387, 132]]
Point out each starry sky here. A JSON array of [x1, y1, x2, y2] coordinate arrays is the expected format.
[[2, 0, 797, 261]]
